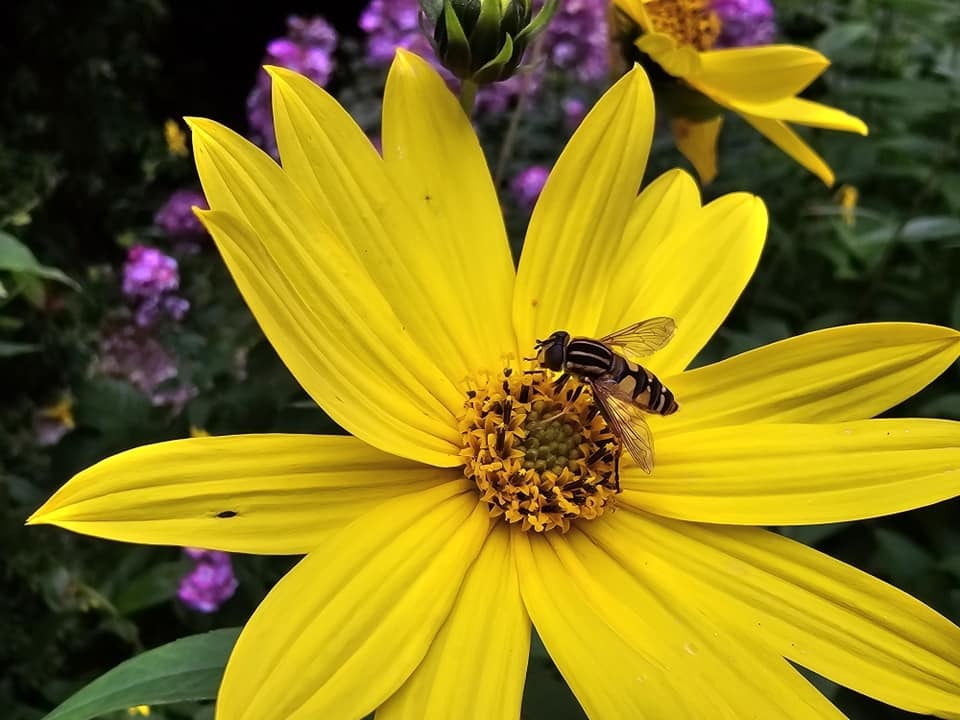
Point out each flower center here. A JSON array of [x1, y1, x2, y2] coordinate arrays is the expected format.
[[645, 0, 721, 51], [458, 369, 619, 533]]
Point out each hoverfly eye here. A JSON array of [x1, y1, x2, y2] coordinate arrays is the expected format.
[[543, 342, 565, 371]]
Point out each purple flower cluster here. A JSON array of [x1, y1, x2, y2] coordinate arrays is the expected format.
[[178, 549, 238, 613], [154, 190, 207, 239], [359, 0, 435, 65], [712, 0, 776, 47], [122, 245, 189, 327], [247, 15, 339, 155], [96, 325, 197, 410], [511, 165, 551, 209], [542, 0, 609, 83]]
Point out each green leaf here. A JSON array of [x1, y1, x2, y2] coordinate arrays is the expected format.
[[419, 0, 444, 21], [75, 378, 155, 435], [851, 216, 960, 247], [112, 561, 185, 615], [939, 555, 960, 580], [813, 22, 873, 60], [0, 231, 79, 289], [778, 523, 850, 547], [873, 528, 935, 582], [517, 0, 558, 43], [43, 628, 239, 720], [0, 340, 42, 356]]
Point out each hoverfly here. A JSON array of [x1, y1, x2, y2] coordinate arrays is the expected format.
[[531, 317, 678, 476]]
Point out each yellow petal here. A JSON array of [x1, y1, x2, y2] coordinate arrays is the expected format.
[[612, 0, 652, 30], [738, 113, 835, 186], [636, 32, 702, 78], [513, 65, 655, 348], [513, 530, 686, 717], [28, 434, 452, 554], [268, 65, 506, 382], [662, 323, 960, 435], [691, 45, 831, 104], [198, 209, 461, 467], [601, 511, 960, 717], [564, 527, 848, 719], [622, 419, 960, 525], [727, 96, 868, 135], [381, 51, 518, 371], [217, 482, 490, 720], [614, 193, 767, 378], [598, 168, 702, 330], [671, 115, 723, 184], [515, 529, 844, 718], [378, 526, 528, 720], [619, 168, 702, 261]]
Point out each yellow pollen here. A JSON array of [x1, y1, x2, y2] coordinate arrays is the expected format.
[[645, 0, 721, 51], [458, 369, 620, 533]]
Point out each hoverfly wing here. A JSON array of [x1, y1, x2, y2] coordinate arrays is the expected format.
[[589, 377, 656, 474], [599, 317, 676, 362]]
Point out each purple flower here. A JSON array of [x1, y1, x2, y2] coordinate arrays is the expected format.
[[475, 72, 542, 114], [96, 325, 197, 411], [247, 15, 339, 155], [123, 246, 179, 299], [712, 0, 776, 47], [286, 15, 338, 53], [511, 165, 551, 209], [562, 97, 588, 129], [154, 190, 207, 238], [122, 245, 188, 326], [132, 294, 191, 328], [178, 549, 238, 613], [359, 0, 434, 65], [542, 0, 609, 82]]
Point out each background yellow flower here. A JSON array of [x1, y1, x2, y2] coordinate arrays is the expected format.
[[613, 0, 867, 184]]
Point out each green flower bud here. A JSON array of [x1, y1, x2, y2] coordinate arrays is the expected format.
[[420, 0, 558, 84]]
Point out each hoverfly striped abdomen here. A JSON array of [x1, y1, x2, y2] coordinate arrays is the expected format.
[[606, 355, 679, 416]]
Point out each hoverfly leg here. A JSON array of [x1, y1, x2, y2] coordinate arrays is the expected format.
[[552, 373, 571, 392], [534, 409, 567, 425]]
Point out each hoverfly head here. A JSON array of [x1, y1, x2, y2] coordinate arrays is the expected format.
[[535, 330, 570, 371]]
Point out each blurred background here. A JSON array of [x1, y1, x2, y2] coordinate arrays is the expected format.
[[1, 0, 958, 717]]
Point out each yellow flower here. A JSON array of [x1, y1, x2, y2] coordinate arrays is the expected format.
[[127, 706, 150, 717], [837, 183, 859, 226], [164, 119, 189, 157], [29, 53, 960, 719], [40, 395, 75, 429], [613, 0, 868, 185]]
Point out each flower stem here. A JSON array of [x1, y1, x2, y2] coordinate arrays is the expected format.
[[459, 80, 477, 115], [494, 35, 546, 188]]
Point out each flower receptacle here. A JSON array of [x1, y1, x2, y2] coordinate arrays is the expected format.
[[420, 0, 558, 84]]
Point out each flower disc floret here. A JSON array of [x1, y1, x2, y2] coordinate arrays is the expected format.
[[645, 0, 721, 50], [459, 369, 619, 533]]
